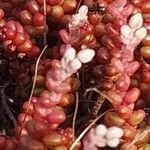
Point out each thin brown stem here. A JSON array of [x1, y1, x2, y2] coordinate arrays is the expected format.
[[85, 87, 114, 104], [69, 109, 113, 150], [75, 0, 83, 14], [91, 93, 106, 118], [127, 130, 150, 148], [43, 0, 47, 47], [1, 83, 17, 127], [72, 92, 79, 141], [18, 45, 48, 139]]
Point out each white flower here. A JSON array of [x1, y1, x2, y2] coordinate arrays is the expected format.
[[77, 49, 95, 63], [60, 45, 95, 77], [95, 136, 107, 148], [95, 124, 107, 137], [106, 126, 124, 139], [66, 58, 82, 73], [129, 13, 143, 30], [120, 12, 147, 46], [69, 5, 88, 29], [134, 27, 147, 41], [64, 47, 76, 62], [120, 25, 131, 39], [106, 138, 120, 148], [60, 58, 67, 70]]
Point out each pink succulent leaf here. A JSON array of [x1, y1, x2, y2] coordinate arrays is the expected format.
[[128, 103, 135, 110], [46, 70, 57, 81], [112, 0, 127, 8], [108, 0, 127, 18], [120, 45, 135, 61], [34, 103, 51, 118], [107, 90, 123, 105], [108, 6, 123, 20], [116, 74, 130, 92], [83, 128, 98, 150], [94, 136, 107, 148], [60, 44, 71, 55], [54, 82, 72, 93], [111, 58, 124, 73], [110, 49, 122, 58], [125, 61, 140, 76], [45, 78, 59, 91], [106, 23, 120, 37], [48, 92, 62, 104], [121, 4, 134, 18], [124, 88, 141, 104]]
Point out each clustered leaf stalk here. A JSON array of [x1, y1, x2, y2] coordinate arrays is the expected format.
[[83, 0, 149, 149]]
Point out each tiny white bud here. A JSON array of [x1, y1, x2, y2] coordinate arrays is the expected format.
[[78, 5, 88, 16], [120, 25, 131, 39], [134, 27, 147, 40], [77, 49, 95, 63], [60, 70, 70, 81], [129, 13, 143, 30], [66, 58, 82, 73], [70, 58, 82, 70], [95, 136, 107, 148], [107, 138, 120, 148], [120, 35, 130, 45], [64, 47, 76, 62], [106, 126, 124, 139], [95, 124, 107, 137], [61, 58, 67, 70]]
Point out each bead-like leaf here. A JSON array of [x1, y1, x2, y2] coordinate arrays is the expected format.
[[77, 49, 95, 63], [129, 13, 143, 30]]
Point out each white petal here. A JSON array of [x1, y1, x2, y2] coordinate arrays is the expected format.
[[95, 124, 107, 137], [60, 69, 70, 81], [78, 5, 88, 16], [106, 126, 124, 139], [66, 58, 82, 73], [107, 138, 120, 148], [60, 58, 67, 70], [95, 136, 107, 148], [134, 27, 147, 40], [70, 58, 82, 70], [120, 35, 130, 45], [120, 25, 131, 39], [64, 47, 76, 62], [77, 49, 95, 63], [129, 13, 143, 29]]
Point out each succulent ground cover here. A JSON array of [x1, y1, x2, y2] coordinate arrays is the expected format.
[[0, 0, 149, 149]]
